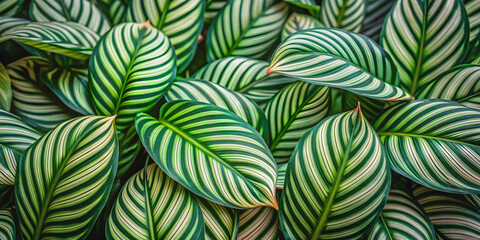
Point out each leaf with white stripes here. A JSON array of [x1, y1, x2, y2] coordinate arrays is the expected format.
[[360, 0, 395, 41], [416, 65, 480, 110], [269, 28, 413, 101], [284, 0, 320, 11], [206, 0, 289, 61], [0, 63, 11, 111], [126, 0, 205, 73], [413, 184, 480, 239], [0, 21, 100, 60], [320, 0, 366, 32], [0, 210, 14, 240], [265, 81, 330, 164], [281, 13, 324, 41], [15, 115, 118, 239], [0, 109, 41, 152], [0, 0, 23, 17], [0, 17, 30, 35], [280, 105, 390, 239], [30, 0, 111, 35], [380, 0, 469, 95], [465, 0, 480, 46], [374, 99, 480, 194], [93, 0, 127, 25], [197, 197, 239, 240], [205, 0, 228, 22], [116, 126, 142, 178], [367, 188, 436, 240], [135, 100, 278, 209], [106, 163, 205, 239], [276, 163, 287, 189], [0, 144, 18, 185], [88, 22, 176, 131], [238, 207, 279, 240]]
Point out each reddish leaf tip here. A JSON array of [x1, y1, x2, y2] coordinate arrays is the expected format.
[[142, 20, 150, 27], [266, 68, 275, 74]]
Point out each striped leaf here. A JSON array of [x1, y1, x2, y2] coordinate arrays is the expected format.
[[276, 163, 287, 189], [116, 126, 142, 178], [413, 184, 480, 239], [367, 189, 436, 240], [374, 99, 480, 194], [93, 0, 127, 25], [205, 0, 228, 22], [88, 22, 176, 131], [0, 109, 41, 152], [265, 81, 330, 164], [0, 63, 11, 111], [0, 210, 14, 240], [106, 163, 205, 239], [206, 0, 289, 61], [280, 105, 390, 239], [0, 144, 18, 185], [268, 28, 413, 101], [0, 0, 23, 17], [135, 100, 278, 209], [360, 0, 395, 41], [281, 12, 324, 41], [0, 21, 100, 60], [380, 0, 469, 95], [465, 0, 480, 46], [30, 0, 111, 35], [15, 115, 118, 239], [238, 207, 279, 240], [126, 0, 205, 73], [8, 57, 77, 131], [165, 78, 270, 142], [416, 65, 480, 110], [342, 91, 392, 122], [284, 0, 320, 11], [0, 17, 30, 35], [197, 197, 239, 240], [320, 0, 366, 32]]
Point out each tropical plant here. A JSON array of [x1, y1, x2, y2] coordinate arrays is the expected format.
[[0, 0, 479, 239]]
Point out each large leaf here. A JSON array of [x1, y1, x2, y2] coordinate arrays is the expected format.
[[15, 115, 118, 239], [0, 63, 11, 110], [265, 81, 330, 164], [88, 22, 176, 131], [360, 0, 395, 41], [281, 12, 324, 41], [30, 0, 111, 35], [206, 0, 289, 61], [380, 0, 469, 95], [238, 207, 279, 240], [280, 105, 390, 239], [126, 0, 205, 73], [135, 100, 277, 209], [106, 163, 205, 239], [374, 99, 480, 194], [0, 109, 41, 152], [0, 0, 23, 17], [0, 21, 100, 60], [416, 65, 480, 110], [197, 197, 239, 240], [166, 78, 270, 142], [268, 28, 413, 101], [320, 0, 365, 32], [0, 210, 14, 240]]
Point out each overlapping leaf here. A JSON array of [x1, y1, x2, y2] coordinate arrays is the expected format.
[[0, 0, 23, 17], [360, 0, 395, 41], [116, 126, 142, 178], [0, 210, 14, 240], [281, 12, 324, 41], [238, 207, 279, 240], [0, 63, 11, 111], [197, 197, 239, 240], [320, 0, 365, 32], [0, 144, 17, 185], [205, 0, 228, 22], [276, 163, 287, 189], [0, 17, 30, 35], [0, 109, 41, 152]]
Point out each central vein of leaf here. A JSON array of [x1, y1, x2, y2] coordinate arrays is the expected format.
[[143, 169, 156, 239], [59, 0, 73, 21], [380, 215, 394, 239], [410, 1, 429, 95], [335, 0, 348, 28]]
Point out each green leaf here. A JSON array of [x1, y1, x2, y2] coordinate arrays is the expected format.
[[126, 0, 205, 73], [0, 63, 11, 111], [374, 99, 480, 194], [116, 125, 142, 178], [281, 12, 324, 41], [206, 0, 289, 62], [367, 188, 436, 240], [413, 184, 480, 239], [380, 0, 469, 95], [197, 197, 239, 240], [205, 0, 228, 22], [0, 210, 15, 240], [30, 0, 111, 35], [465, 0, 480, 46], [15, 115, 118, 239], [265, 81, 330, 164], [0, 144, 18, 185], [280, 105, 390, 239], [284, 0, 320, 11], [166, 78, 270, 142], [0, 108, 41, 152], [0, 0, 23, 17], [135, 100, 278, 209], [0, 17, 30, 35], [268, 28, 413, 101], [276, 163, 287, 189], [320, 0, 365, 32], [88, 22, 176, 131], [106, 163, 205, 239], [360, 0, 395, 41], [0, 21, 100, 60], [238, 207, 279, 240], [416, 64, 480, 110]]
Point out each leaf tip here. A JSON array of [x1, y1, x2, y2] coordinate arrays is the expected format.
[[355, 102, 361, 112], [142, 20, 150, 27], [266, 68, 275, 74]]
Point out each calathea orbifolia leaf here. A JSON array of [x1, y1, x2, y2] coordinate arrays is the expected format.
[[106, 163, 205, 239], [416, 64, 480, 110], [0, 17, 30, 35], [238, 207, 279, 240], [88, 22, 176, 131], [413, 184, 480, 239], [0, 63, 11, 111], [374, 99, 480, 194], [268, 28, 413, 101], [15, 115, 118, 239], [281, 12, 324, 41], [0, 144, 18, 185], [380, 0, 469, 95], [0, 209, 15, 240], [341, 91, 392, 122], [0, 109, 41, 152], [205, 0, 228, 22], [192, 57, 296, 105], [360, 0, 395, 41], [206, 0, 289, 62], [465, 0, 480, 47], [0, 0, 23, 17], [197, 197, 239, 240], [135, 100, 278, 209], [165, 78, 270, 143], [0, 21, 100, 60], [126, 0, 205, 73], [116, 125, 142, 178], [30, 0, 111, 35], [93, 0, 128, 25], [276, 163, 287, 189], [265, 81, 330, 164], [367, 188, 436, 240], [320, 0, 366, 32], [280, 105, 390, 239]]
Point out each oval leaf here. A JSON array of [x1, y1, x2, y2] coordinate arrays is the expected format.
[[197, 197, 239, 240], [281, 12, 324, 41], [320, 0, 365, 32]]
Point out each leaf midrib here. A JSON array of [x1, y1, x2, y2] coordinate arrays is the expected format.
[[410, 0, 429, 95], [59, 0, 73, 22], [380, 215, 394, 239], [143, 168, 156, 239], [335, 0, 348, 28], [376, 132, 478, 147]]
